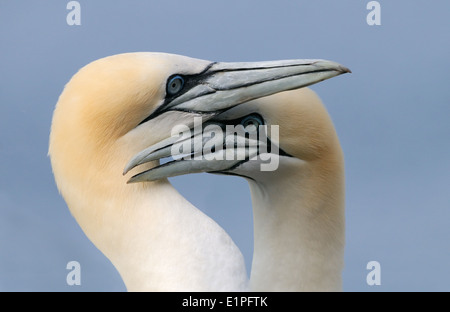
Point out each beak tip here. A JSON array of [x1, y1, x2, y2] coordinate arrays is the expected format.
[[313, 60, 351, 74], [341, 66, 352, 74], [123, 163, 133, 176]]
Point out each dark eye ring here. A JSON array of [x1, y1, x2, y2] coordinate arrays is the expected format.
[[167, 75, 185, 95], [241, 114, 264, 130]]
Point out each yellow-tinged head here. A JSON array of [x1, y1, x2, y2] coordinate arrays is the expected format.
[[49, 52, 348, 233], [50, 52, 349, 195]]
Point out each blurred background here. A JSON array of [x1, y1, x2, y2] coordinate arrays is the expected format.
[[0, 0, 449, 291]]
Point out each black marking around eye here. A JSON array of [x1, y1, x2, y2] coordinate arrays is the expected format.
[[204, 113, 294, 159], [137, 62, 332, 126], [137, 62, 218, 126]]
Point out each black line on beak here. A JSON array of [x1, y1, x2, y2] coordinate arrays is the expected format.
[[136, 62, 337, 126]]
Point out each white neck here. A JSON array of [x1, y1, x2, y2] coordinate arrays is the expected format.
[[68, 178, 248, 292], [249, 156, 345, 291]]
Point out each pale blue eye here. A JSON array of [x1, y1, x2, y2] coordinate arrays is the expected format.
[[241, 115, 264, 130], [167, 75, 184, 95]]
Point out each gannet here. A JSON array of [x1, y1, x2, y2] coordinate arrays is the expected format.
[[49, 52, 349, 291]]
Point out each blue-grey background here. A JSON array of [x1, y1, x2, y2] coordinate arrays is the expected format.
[[1, 1, 449, 292]]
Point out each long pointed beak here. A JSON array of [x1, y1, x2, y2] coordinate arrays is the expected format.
[[125, 122, 262, 182], [151, 59, 350, 118], [125, 58, 350, 181]]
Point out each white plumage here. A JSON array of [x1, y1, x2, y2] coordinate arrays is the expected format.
[[49, 52, 349, 291]]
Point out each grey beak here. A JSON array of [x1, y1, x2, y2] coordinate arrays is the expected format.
[[152, 59, 350, 118], [125, 58, 350, 181]]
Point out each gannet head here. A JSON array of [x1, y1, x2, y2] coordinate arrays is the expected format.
[[49, 53, 202, 208], [49, 52, 348, 226], [122, 67, 349, 185]]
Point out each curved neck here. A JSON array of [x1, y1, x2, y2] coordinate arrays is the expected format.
[[53, 130, 249, 291], [249, 154, 345, 291], [65, 163, 248, 291]]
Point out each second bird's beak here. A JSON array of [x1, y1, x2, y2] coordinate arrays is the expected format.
[[124, 58, 350, 182]]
